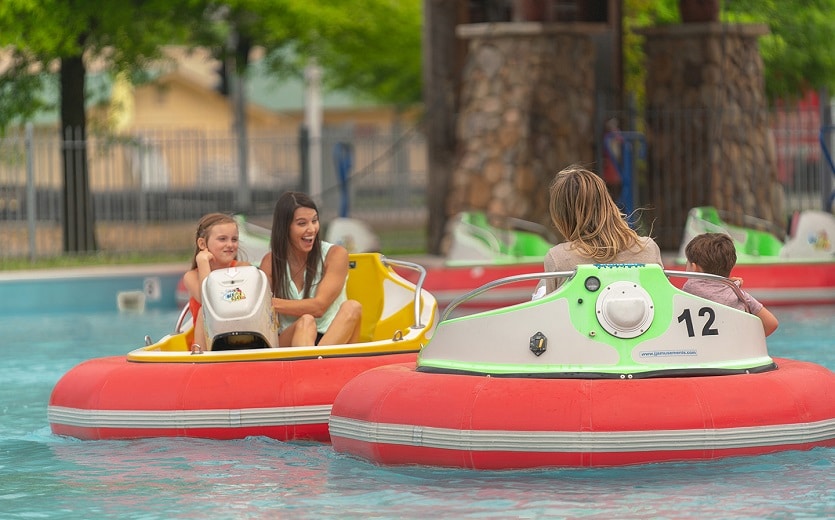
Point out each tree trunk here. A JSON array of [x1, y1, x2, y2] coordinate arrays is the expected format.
[[230, 31, 253, 211], [679, 0, 720, 23], [60, 54, 97, 253], [423, 0, 467, 255]]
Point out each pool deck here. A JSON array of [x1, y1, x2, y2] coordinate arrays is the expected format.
[[0, 263, 187, 281], [0, 263, 188, 314]]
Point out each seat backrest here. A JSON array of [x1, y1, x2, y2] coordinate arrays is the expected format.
[[345, 253, 386, 342], [741, 228, 784, 257], [509, 229, 552, 258]]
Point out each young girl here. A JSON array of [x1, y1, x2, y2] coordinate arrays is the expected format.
[[182, 212, 249, 350], [259, 192, 362, 347]]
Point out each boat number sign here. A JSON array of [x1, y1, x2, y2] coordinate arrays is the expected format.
[[677, 307, 719, 337]]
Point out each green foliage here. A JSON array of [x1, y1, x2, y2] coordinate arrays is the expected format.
[[292, 0, 423, 106], [723, 0, 835, 101], [0, 0, 197, 131], [625, 0, 835, 105], [0, 0, 423, 130], [0, 53, 47, 132], [240, 0, 423, 107]]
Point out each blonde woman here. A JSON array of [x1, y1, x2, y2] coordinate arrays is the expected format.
[[541, 165, 663, 294]]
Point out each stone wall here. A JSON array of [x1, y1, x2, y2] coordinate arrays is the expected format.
[[639, 23, 783, 248], [448, 23, 606, 234]]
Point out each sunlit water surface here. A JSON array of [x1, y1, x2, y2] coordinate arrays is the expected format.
[[2, 306, 834, 519]]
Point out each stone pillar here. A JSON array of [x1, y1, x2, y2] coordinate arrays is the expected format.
[[449, 23, 605, 233], [639, 23, 783, 249]]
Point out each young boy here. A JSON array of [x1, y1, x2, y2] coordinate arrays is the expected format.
[[683, 233, 779, 336]]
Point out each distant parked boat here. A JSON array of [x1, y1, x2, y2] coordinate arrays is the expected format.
[[666, 206, 835, 305]]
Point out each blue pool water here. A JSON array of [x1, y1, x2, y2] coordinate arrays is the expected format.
[[2, 305, 834, 519]]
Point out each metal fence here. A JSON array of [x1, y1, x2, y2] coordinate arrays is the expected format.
[[1, 101, 833, 260], [598, 97, 834, 247], [0, 126, 429, 259]]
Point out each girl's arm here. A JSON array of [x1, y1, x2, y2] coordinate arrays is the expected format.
[[259, 252, 273, 289], [270, 246, 350, 318], [183, 249, 214, 304]]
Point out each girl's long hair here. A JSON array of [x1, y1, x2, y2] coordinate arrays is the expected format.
[[548, 165, 644, 262], [269, 191, 323, 299], [190, 212, 237, 269]]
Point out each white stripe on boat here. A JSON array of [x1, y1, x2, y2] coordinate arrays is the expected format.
[[328, 416, 835, 452], [746, 287, 835, 303], [48, 405, 332, 429]]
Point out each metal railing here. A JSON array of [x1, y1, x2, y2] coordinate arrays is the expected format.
[[439, 268, 751, 322], [0, 127, 428, 258]]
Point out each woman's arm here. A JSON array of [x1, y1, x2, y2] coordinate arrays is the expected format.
[[270, 245, 350, 318], [543, 250, 559, 294]]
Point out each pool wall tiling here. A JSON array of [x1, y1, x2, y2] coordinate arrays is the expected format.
[[0, 264, 184, 314]]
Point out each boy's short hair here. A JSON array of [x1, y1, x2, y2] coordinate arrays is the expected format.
[[684, 233, 736, 277]]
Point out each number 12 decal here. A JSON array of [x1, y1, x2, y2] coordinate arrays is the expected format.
[[677, 307, 719, 337]]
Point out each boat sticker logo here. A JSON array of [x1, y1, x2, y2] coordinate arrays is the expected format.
[[530, 331, 547, 356], [808, 230, 831, 251], [222, 288, 246, 302]]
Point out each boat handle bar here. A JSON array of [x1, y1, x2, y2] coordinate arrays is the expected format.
[[664, 270, 752, 314], [441, 271, 575, 322], [174, 303, 191, 333], [440, 268, 752, 323], [381, 256, 428, 329], [461, 220, 504, 255], [503, 215, 556, 241]]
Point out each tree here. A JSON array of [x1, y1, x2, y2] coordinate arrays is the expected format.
[[422, 0, 466, 255], [284, 0, 423, 107], [0, 0, 424, 253], [0, 0, 194, 253]]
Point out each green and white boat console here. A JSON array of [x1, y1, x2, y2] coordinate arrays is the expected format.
[[418, 264, 775, 378]]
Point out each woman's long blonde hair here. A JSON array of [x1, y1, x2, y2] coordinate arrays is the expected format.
[[548, 164, 643, 262]]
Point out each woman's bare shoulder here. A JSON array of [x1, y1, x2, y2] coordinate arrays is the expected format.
[[324, 243, 348, 261]]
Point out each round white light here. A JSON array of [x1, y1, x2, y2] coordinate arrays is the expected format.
[[595, 281, 654, 338]]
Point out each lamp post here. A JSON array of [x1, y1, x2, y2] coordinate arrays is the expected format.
[[304, 61, 323, 202]]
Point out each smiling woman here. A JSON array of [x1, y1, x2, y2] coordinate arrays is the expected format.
[[259, 192, 362, 348]]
